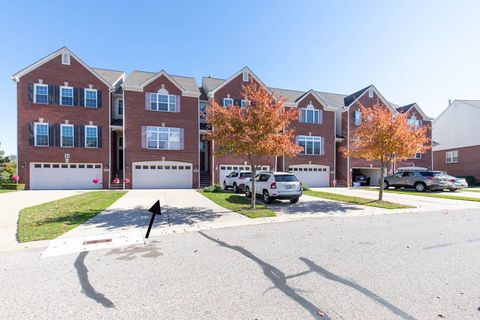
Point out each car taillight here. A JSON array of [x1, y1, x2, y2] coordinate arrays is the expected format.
[[270, 182, 276, 189], [450, 179, 455, 182]]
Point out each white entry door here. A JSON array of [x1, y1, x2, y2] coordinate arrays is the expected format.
[[288, 164, 330, 187], [132, 161, 192, 189], [30, 163, 103, 190], [219, 164, 270, 185]]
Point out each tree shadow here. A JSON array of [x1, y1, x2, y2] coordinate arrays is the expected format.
[[268, 198, 363, 215]]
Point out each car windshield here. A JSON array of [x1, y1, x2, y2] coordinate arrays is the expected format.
[[275, 175, 298, 182], [419, 171, 444, 177], [240, 172, 252, 178]]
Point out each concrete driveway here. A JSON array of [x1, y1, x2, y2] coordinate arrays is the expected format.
[[61, 189, 263, 239], [0, 190, 85, 251]]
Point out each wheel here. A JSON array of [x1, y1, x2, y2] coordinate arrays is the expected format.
[[233, 183, 238, 193], [245, 187, 251, 198], [290, 197, 299, 204], [263, 190, 273, 204], [223, 181, 228, 190], [448, 189, 456, 192], [383, 181, 390, 189], [415, 182, 426, 192]]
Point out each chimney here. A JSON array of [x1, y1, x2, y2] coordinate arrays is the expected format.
[[448, 99, 452, 105]]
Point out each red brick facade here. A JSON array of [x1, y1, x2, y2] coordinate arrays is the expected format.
[[434, 145, 480, 182]]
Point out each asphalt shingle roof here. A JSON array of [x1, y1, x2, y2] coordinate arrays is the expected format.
[[343, 85, 371, 106], [91, 68, 124, 86], [123, 70, 199, 95]]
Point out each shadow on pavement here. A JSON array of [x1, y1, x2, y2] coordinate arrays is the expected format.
[[268, 198, 363, 215]]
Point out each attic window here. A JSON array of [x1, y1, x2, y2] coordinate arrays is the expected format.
[[62, 53, 70, 65], [242, 72, 249, 82], [368, 87, 373, 98]]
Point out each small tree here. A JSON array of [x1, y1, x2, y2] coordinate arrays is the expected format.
[[0, 143, 13, 184], [205, 80, 302, 208], [342, 103, 430, 200]]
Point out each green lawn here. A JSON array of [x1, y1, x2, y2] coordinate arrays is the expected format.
[[200, 191, 276, 218], [0, 189, 15, 193], [304, 190, 414, 209], [365, 187, 480, 202], [464, 188, 480, 193], [17, 191, 127, 242]]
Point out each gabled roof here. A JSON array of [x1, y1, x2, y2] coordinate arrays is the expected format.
[[344, 85, 371, 106], [456, 100, 480, 109], [11, 47, 116, 88], [295, 89, 337, 111], [343, 84, 397, 113], [202, 76, 225, 96], [207, 66, 273, 97], [91, 68, 125, 86], [396, 103, 433, 120], [123, 70, 200, 97]]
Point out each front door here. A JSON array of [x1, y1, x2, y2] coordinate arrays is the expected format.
[[117, 136, 124, 171], [200, 140, 208, 171]]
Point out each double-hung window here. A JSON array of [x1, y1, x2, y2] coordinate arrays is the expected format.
[[150, 93, 176, 112], [223, 98, 234, 107], [298, 136, 323, 155], [409, 152, 422, 159], [34, 123, 49, 146], [34, 84, 48, 104], [241, 100, 247, 108], [300, 107, 321, 124], [445, 151, 458, 163], [85, 89, 98, 108], [146, 126, 181, 150], [118, 99, 123, 116], [61, 124, 74, 147], [354, 111, 362, 126], [85, 125, 98, 148], [60, 86, 74, 106]]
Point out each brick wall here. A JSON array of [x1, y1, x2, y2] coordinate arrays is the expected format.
[[434, 145, 480, 183]]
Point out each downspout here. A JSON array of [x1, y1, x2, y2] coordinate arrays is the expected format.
[[347, 108, 350, 187], [197, 98, 201, 188], [108, 87, 112, 190], [122, 88, 126, 190], [333, 110, 336, 183]]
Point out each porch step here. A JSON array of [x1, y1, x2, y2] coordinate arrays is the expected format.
[[109, 184, 124, 190], [334, 180, 348, 187], [200, 172, 211, 188]]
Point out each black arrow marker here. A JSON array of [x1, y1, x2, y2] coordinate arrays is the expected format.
[[145, 200, 161, 239]]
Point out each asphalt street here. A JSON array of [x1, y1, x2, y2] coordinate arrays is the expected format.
[[1, 209, 479, 319]]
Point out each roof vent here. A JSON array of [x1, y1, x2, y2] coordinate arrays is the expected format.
[[61, 53, 70, 65]]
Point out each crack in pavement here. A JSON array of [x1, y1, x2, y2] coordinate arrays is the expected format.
[[198, 231, 331, 319], [74, 251, 115, 308]]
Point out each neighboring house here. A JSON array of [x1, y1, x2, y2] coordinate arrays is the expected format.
[[12, 48, 432, 190], [433, 100, 480, 183]]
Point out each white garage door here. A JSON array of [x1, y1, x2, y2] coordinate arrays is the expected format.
[[219, 164, 270, 185], [132, 161, 192, 189], [289, 164, 330, 187], [30, 163, 103, 190]]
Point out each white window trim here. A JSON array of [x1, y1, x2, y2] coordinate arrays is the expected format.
[[300, 107, 321, 124], [240, 99, 247, 108], [150, 93, 177, 112], [62, 53, 71, 65], [33, 83, 48, 104], [146, 126, 181, 150], [115, 98, 124, 118], [85, 125, 98, 148], [445, 151, 458, 164], [298, 135, 323, 156], [60, 124, 74, 148], [409, 152, 422, 160], [354, 111, 362, 126], [60, 85, 74, 106], [242, 72, 249, 82], [223, 98, 234, 107], [34, 122, 49, 147], [84, 88, 98, 108]]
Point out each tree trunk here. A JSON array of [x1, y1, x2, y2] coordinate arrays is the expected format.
[[379, 160, 385, 201], [250, 162, 256, 209]]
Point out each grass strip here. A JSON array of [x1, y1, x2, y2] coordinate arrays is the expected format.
[[304, 190, 414, 209], [200, 191, 276, 218]]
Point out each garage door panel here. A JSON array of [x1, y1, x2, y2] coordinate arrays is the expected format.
[[289, 164, 330, 187], [133, 161, 192, 189], [30, 163, 102, 190]]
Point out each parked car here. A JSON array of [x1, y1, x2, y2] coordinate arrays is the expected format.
[[223, 170, 252, 193], [244, 172, 302, 204], [445, 175, 468, 191], [384, 170, 448, 192], [353, 173, 370, 186]]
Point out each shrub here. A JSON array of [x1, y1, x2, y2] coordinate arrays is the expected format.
[[202, 184, 222, 193], [0, 183, 25, 190], [0, 171, 10, 184], [302, 184, 310, 191], [457, 176, 476, 185]]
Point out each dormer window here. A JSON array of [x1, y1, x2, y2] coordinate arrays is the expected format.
[[300, 104, 322, 124], [62, 53, 70, 65], [242, 72, 249, 82], [223, 98, 234, 107]]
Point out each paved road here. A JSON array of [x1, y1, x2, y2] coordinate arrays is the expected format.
[[1, 209, 479, 319]]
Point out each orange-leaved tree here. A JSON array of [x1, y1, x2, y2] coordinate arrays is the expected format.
[[341, 103, 431, 200], [205, 80, 302, 208]]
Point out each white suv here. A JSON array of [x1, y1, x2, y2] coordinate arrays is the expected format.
[[223, 170, 252, 193], [245, 172, 302, 204]]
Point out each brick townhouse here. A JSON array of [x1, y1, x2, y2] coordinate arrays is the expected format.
[[12, 48, 433, 190]]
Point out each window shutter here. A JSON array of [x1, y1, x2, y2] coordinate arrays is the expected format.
[[180, 128, 185, 150], [79, 88, 85, 107], [73, 88, 79, 106], [233, 99, 240, 106], [319, 110, 323, 124], [48, 85, 54, 104], [97, 90, 102, 108], [97, 126, 102, 148], [74, 125, 79, 147], [145, 93, 150, 110], [295, 135, 299, 145], [28, 83, 34, 103], [176, 95, 181, 112], [321, 137, 325, 155], [55, 124, 61, 146], [54, 86, 60, 105], [48, 124, 54, 146], [141, 126, 146, 148], [28, 122, 34, 145], [79, 125, 85, 147]]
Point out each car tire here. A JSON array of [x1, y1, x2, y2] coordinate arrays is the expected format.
[[415, 182, 426, 192], [263, 190, 273, 204], [233, 183, 238, 193], [290, 197, 299, 204], [448, 188, 456, 192], [383, 181, 390, 189], [245, 187, 251, 198], [223, 181, 228, 190]]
